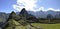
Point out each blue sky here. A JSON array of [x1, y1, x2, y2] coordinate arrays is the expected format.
[[38, 0, 60, 9], [0, 0, 60, 13], [0, 0, 16, 13]]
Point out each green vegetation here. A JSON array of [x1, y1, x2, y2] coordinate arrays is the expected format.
[[4, 22, 60, 29], [33, 23, 60, 29], [2, 8, 60, 29], [32, 23, 60, 29]]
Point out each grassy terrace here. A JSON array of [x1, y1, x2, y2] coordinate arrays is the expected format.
[[13, 20, 60, 29], [5, 20, 60, 29], [14, 21, 60, 29], [14, 23, 60, 29], [31, 23, 60, 29]]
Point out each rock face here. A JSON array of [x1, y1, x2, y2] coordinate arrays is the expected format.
[[19, 8, 31, 18], [19, 8, 29, 18], [19, 8, 28, 15]]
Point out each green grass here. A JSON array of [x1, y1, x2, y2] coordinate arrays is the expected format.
[[14, 22, 60, 29], [31, 23, 60, 29], [9, 20, 60, 29]]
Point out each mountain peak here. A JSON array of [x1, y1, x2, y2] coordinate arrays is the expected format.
[[19, 8, 28, 16]]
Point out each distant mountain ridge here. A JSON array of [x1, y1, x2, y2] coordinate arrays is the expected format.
[[28, 10, 60, 18], [0, 10, 60, 23], [0, 12, 9, 22]]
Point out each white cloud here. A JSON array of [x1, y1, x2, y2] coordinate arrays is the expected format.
[[47, 8, 60, 11], [13, 0, 38, 12], [13, 0, 60, 12], [47, 8, 54, 10], [53, 9, 60, 11]]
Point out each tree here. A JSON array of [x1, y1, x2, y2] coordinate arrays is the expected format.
[[47, 14, 53, 23]]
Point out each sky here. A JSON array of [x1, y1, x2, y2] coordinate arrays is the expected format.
[[0, 0, 60, 13]]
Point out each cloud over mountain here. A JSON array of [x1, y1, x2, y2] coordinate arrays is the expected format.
[[13, 0, 38, 12], [13, 0, 60, 12]]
